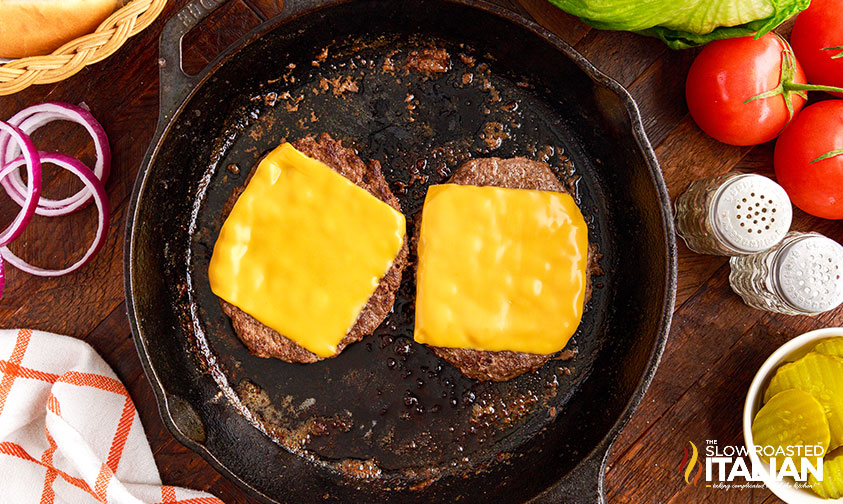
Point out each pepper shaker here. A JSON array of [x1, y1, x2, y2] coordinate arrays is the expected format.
[[729, 232, 843, 316], [675, 173, 793, 256]]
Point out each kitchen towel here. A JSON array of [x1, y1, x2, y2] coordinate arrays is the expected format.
[[0, 328, 225, 504]]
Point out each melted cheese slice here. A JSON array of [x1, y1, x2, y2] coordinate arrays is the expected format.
[[414, 184, 588, 354], [209, 143, 406, 358]]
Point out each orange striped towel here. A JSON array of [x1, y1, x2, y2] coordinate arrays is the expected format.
[[0, 329, 226, 504]]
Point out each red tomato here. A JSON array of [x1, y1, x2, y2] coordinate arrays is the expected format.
[[791, 0, 843, 98], [686, 34, 808, 146], [774, 100, 843, 220]]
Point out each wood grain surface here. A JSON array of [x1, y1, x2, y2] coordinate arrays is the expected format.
[[1, 1, 840, 503]]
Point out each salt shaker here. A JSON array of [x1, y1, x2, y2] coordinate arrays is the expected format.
[[675, 173, 792, 255], [729, 232, 843, 316]]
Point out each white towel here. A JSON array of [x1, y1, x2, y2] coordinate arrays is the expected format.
[[0, 328, 226, 504]]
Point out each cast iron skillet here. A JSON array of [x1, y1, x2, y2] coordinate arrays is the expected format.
[[125, 0, 677, 502]]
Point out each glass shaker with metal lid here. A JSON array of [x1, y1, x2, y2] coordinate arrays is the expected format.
[[675, 173, 793, 255], [730, 232, 843, 316]]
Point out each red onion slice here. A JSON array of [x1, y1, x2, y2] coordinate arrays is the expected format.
[[0, 102, 110, 216], [0, 152, 109, 277], [0, 121, 41, 247], [0, 253, 4, 299]]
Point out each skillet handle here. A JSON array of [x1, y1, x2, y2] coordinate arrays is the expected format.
[[157, 0, 228, 126], [530, 441, 613, 504], [157, 0, 329, 126]]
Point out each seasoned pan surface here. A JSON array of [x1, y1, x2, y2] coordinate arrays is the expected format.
[[190, 32, 610, 473], [126, 1, 675, 503]]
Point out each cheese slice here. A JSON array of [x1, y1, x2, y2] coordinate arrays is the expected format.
[[414, 184, 588, 355], [209, 143, 406, 358]]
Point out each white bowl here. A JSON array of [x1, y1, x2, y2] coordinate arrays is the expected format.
[[744, 327, 843, 504]]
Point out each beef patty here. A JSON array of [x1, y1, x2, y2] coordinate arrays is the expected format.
[[424, 157, 599, 382], [218, 134, 409, 363]]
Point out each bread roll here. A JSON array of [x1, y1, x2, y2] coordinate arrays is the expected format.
[[0, 0, 122, 58]]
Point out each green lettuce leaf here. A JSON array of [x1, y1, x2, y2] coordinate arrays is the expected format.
[[547, 0, 811, 49]]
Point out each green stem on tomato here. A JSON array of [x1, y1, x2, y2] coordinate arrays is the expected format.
[[822, 46, 843, 60], [744, 36, 843, 135], [786, 83, 843, 93], [812, 148, 843, 164]]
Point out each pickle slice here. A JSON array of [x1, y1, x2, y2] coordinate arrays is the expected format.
[[809, 447, 843, 499], [752, 389, 830, 465], [815, 338, 843, 359], [764, 353, 843, 450]]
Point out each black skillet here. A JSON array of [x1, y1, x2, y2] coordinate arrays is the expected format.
[[125, 0, 677, 502]]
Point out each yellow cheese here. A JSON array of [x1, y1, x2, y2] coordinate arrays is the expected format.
[[414, 184, 588, 355], [208, 143, 406, 358]]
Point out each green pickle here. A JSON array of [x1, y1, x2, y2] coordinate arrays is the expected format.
[[752, 389, 830, 464], [815, 338, 843, 359], [810, 447, 843, 499], [764, 353, 843, 450]]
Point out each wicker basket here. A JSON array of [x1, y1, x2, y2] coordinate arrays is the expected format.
[[0, 0, 168, 96]]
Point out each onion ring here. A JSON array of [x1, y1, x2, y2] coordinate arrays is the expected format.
[[0, 121, 41, 247], [0, 152, 109, 277], [0, 102, 110, 216]]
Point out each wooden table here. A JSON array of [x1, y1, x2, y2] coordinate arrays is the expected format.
[[1, 1, 840, 502]]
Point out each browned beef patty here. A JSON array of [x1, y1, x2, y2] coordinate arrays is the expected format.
[[426, 157, 599, 382], [219, 133, 409, 363]]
